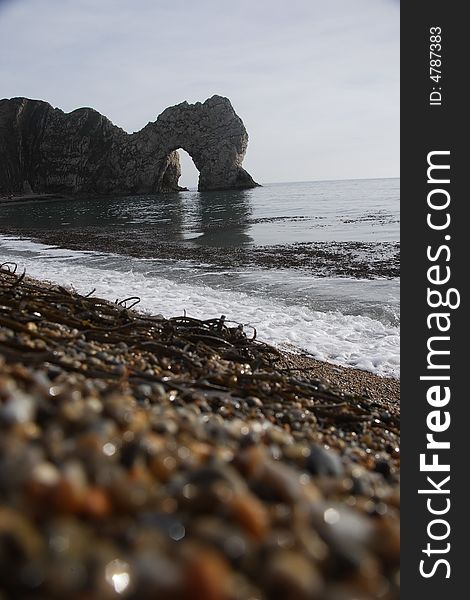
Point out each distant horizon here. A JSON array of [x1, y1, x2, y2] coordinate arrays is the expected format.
[[178, 160, 400, 190], [262, 175, 400, 184], [181, 174, 400, 190]]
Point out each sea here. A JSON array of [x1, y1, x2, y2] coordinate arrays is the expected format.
[[0, 178, 400, 378]]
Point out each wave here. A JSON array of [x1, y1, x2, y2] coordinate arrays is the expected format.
[[0, 235, 399, 377]]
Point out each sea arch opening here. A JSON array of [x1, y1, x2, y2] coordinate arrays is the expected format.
[[177, 148, 199, 190]]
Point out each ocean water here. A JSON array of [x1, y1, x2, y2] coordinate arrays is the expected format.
[[0, 178, 400, 377]]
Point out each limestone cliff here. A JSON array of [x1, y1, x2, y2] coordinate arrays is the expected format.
[[0, 95, 259, 194]]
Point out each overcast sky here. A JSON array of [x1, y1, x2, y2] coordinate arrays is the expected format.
[[0, 0, 399, 187]]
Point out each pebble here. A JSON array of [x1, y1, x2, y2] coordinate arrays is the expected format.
[[0, 393, 35, 424], [306, 444, 344, 477], [264, 550, 324, 600], [230, 491, 269, 540]]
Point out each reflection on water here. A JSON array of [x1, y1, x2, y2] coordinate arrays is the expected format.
[[108, 193, 186, 241], [0, 179, 399, 246], [0, 188, 255, 246], [192, 190, 253, 246]]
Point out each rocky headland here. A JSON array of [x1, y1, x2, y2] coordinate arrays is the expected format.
[[0, 95, 258, 195]]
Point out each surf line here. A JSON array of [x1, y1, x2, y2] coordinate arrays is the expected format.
[[418, 150, 460, 580]]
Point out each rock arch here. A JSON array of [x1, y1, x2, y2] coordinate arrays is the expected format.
[[150, 96, 258, 192], [0, 95, 259, 195]]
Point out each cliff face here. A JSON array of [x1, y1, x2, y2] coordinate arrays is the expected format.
[[0, 95, 258, 195]]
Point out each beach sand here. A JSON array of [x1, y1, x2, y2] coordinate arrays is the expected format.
[[0, 267, 399, 599]]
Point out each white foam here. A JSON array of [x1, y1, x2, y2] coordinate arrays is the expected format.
[[0, 235, 399, 378]]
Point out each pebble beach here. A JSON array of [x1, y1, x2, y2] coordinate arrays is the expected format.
[[0, 265, 399, 599]]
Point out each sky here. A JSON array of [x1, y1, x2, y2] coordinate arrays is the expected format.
[[0, 0, 399, 188]]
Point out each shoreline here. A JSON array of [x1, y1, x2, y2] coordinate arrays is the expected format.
[[0, 226, 400, 279], [0, 192, 70, 205], [0, 267, 399, 395], [277, 353, 399, 406], [0, 230, 400, 379], [0, 266, 399, 598]]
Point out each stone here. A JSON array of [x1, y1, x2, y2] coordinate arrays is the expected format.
[[184, 550, 233, 600], [0, 95, 259, 194], [229, 490, 270, 540], [264, 550, 324, 600], [306, 444, 344, 477]]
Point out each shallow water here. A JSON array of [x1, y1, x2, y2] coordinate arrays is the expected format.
[[0, 178, 399, 245]]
